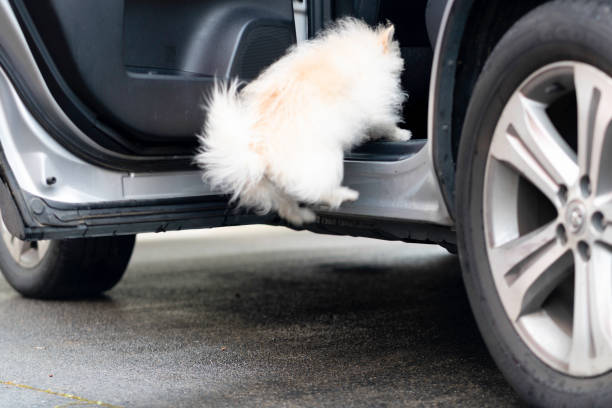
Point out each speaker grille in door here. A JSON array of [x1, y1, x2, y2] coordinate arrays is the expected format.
[[232, 24, 294, 80]]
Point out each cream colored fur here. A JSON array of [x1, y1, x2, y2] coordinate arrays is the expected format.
[[196, 18, 409, 225]]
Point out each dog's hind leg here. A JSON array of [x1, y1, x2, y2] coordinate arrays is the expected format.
[[276, 146, 358, 210], [270, 145, 359, 214]]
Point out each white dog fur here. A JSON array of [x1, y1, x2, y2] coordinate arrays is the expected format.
[[196, 18, 409, 225]]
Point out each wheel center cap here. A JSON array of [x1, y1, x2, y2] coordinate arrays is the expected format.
[[566, 201, 587, 233]]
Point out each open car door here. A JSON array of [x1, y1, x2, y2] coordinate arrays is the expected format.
[[11, 0, 297, 170]]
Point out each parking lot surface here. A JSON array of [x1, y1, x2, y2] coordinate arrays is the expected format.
[[0, 226, 522, 407]]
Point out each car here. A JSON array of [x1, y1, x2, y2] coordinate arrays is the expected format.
[[0, 0, 610, 405]]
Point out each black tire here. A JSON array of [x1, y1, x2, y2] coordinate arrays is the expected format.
[[0, 234, 136, 299], [456, 1, 612, 407]]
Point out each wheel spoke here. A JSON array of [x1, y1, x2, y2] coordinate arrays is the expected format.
[[17, 241, 36, 265], [6, 237, 24, 263], [36, 241, 50, 260], [568, 246, 612, 375], [575, 64, 612, 195], [520, 95, 579, 187], [19, 240, 32, 256], [0, 211, 50, 268], [490, 221, 570, 321], [490, 93, 578, 207]]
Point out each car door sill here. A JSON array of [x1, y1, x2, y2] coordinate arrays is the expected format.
[[345, 139, 426, 162]]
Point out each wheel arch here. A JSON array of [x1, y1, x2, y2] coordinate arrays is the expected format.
[[429, 0, 550, 217]]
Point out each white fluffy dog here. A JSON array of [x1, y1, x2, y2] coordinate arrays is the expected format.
[[196, 18, 409, 225]]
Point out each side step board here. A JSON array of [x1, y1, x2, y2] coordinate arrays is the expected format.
[[345, 139, 426, 162]]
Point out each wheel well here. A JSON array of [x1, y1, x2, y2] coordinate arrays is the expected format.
[[434, 0, 548, 216]]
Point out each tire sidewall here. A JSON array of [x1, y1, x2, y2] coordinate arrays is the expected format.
[[457, 2, 612, 406]]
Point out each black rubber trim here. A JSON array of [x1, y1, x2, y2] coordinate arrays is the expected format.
[[345, 139, 425, 161], [19, 193, 277, 241], [309, 211, 456, 246], [430, 0, 474, 219], [13, 188, 455, 244]]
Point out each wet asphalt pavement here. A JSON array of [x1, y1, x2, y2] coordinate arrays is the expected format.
[[0, 226, 522, 407]]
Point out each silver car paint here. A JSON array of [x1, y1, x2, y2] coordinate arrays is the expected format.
[[0, 0, 453, 226]]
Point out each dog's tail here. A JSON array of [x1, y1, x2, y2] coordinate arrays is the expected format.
[[195, 79, 266, 205]]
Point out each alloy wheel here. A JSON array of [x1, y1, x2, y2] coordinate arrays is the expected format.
[[484, 61, 612, 377], [0, 214, 49, 269]]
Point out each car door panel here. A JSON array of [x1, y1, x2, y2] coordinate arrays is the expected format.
[[17, 0, 295, 143]]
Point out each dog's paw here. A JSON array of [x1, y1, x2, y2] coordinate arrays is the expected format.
[[278, 204, 316, 226], [322, 187, 359, 208], [298, 208, 317, 224], [279, 207, 303, 226], [389, 128, 412, 142], [339, 187, 359, 202]]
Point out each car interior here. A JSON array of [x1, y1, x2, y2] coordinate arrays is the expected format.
[[9, 0, 446, 171]]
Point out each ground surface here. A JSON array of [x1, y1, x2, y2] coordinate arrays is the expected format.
[[0, 226, 523, 407]]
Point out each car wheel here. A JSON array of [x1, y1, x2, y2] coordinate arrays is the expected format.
[[457, 1, 612, 406], [0, 213, 135, 299]]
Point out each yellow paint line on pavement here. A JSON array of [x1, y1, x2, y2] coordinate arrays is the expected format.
[[54, 403, 111, 408], [0, 380, 123, 408]]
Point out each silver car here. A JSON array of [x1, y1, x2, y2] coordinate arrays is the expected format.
[[0, 0, 610, 405]]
